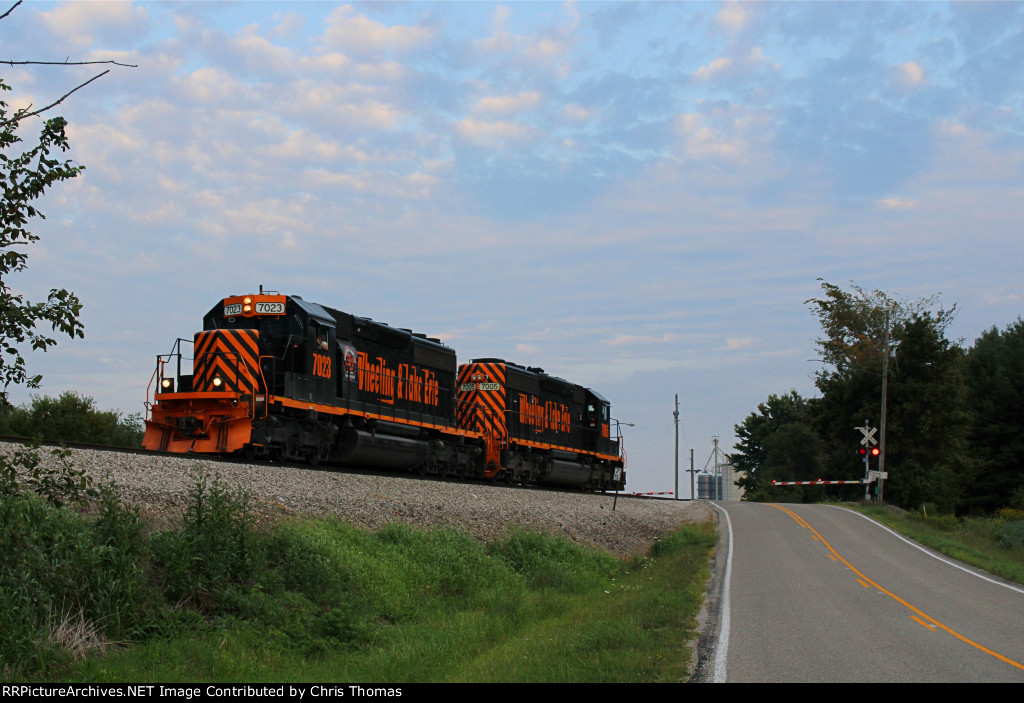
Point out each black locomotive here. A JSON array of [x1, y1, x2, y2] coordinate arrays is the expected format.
[[144, 291, 625, 491]]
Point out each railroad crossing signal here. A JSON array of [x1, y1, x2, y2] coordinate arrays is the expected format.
[[858, 425, 878, 447]]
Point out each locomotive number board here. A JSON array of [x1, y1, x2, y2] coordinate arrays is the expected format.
[[461, 382, 500, 392], [224, 301, 286, 316]]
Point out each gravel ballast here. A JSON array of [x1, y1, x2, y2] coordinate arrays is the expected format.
[[2, 442, 714, 557]]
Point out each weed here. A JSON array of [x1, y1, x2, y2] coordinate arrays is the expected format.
[[0, 440, 97, 507], [151, 470, 261, 606], [997, 521, 1024, 552]]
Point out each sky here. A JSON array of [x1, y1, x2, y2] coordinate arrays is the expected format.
[[3, 1, 1022, 496]]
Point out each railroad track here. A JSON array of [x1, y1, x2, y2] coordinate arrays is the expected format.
[[0, 433, 646, 500]]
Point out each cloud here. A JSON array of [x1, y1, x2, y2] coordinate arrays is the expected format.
[[321, 4, 433, 55], [269, 12, 305, 39], [692, 47, 779, 83], [39, 0, 148, 48], [716, 2, 751, 33], [456, 116, 539, 144], [674, 105, 773, 163], [562, 103, 594, 122], [693, 57, 734, 82], [878, 197, 916, 211], [265, 129, 371, 164], [891, 61, 927, 90], [603, 334, 678, 347], [471, 91, 542, 115], [473, 4, 573, 67]]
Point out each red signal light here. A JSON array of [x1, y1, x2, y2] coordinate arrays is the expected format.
[[870, 447, 880, 457]]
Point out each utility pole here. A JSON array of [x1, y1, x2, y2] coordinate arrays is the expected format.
[[689, 448, 695, 501], [712, 436, 720, 500], [879, 310, 890, 504], [674, 394, 679, 500]]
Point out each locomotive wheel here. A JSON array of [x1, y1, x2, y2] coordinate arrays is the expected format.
[[418, 454, 438, 477]]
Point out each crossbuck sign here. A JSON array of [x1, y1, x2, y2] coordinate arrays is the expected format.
[[857, 425, 878, 447]]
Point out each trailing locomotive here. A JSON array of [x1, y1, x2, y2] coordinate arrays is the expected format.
[[458, 360, 624, 490], [143, 292, 626, 491]]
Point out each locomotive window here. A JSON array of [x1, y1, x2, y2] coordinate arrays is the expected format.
[[312, 321, 332, 351]]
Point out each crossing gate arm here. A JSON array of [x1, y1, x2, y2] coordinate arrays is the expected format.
[[771, 479, 873, 486]]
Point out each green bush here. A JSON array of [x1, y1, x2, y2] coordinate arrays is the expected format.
[[151, 472, 261, 605], [487, 529, 620, 592], [0, 441, 98, 507], [909, 504, 960, 531], [0, 486, 150, 674], [0, 391, 144, 447], [997, 521, 1024, 553]]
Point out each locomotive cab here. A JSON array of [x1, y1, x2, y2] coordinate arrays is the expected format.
[[143, 293, 288, 453]]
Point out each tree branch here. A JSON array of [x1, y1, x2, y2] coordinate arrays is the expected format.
[[2, 59, 138, 68], [0, 1, 22, 23], [0, 70, 110, 126]]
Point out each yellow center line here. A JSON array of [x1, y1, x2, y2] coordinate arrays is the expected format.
[[912, 615, 938, 631], [769, 503, 1024, 672]]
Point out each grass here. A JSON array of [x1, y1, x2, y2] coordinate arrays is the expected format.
[[0, 445, 717, 682], [61, 521, 716, 683], [844, 503, 1024, 585]]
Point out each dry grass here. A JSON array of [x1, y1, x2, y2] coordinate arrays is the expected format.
[[46, 609, 109, 661]]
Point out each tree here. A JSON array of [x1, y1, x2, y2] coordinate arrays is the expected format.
[[881, 312, 969, 512], [0, 2, 135, 406], [806, 281, 967, 511], [961, 318, 1024, 513], [730, 390, 824, 502], [0, 77, 84, 405]]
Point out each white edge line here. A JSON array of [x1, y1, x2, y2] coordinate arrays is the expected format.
[[711, 502, 733, 683], [836, 506, 1024, 596]]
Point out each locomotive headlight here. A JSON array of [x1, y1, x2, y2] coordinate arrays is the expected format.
[[244, 297, 252, 304], [243, 297, 253, 312], [161, 378, 173, 391], [213, 376, 223, 388]]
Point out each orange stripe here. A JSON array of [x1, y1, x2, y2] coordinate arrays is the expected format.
[[274, 396, 484, 439], [508, 438, 622, 464]]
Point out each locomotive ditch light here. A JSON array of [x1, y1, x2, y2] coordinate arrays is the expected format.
[[161, 377, 174, 392], [213, 376, 223, 388]]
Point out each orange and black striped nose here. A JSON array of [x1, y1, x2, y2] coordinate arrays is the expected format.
[[193, 329, 261, 393]]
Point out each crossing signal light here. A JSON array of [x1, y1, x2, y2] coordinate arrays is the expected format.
[[858, 447, 868, 458], [870, 446, 880, 457]]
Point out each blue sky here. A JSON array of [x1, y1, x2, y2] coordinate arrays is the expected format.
[[4, 1, 1023, 495]]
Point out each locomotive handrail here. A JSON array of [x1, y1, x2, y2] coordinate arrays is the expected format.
[[144, 360, 160, 421]]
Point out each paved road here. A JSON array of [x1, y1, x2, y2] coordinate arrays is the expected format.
[[695, 502, 1024, 682]]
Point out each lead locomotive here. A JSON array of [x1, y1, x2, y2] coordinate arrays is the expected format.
[[144, 292, 625, 491]]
